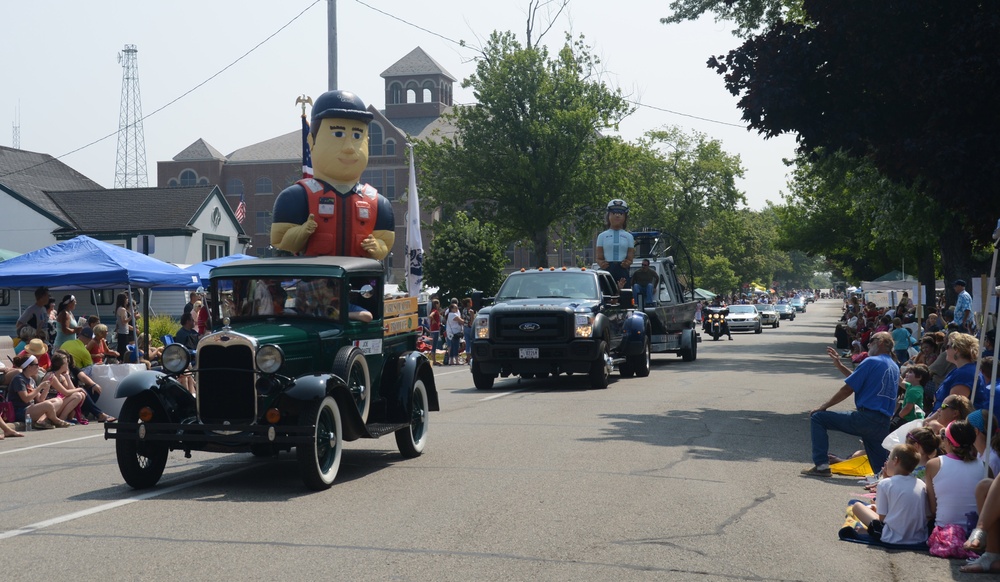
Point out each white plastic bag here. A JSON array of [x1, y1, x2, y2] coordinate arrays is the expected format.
[[882, 418, 924, 451]]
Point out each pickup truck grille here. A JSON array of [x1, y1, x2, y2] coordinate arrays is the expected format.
[[495, 313, 570, 342], [197, 343, 256, 424]]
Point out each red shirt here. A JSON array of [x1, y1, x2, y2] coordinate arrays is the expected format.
[[17, 350, 51, 370], [429, 308, 441, 332]]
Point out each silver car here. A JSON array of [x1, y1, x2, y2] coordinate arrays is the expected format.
[[756, 304, 779, 328], [726, 304, 763, 333], [776, 303, 796, 320]]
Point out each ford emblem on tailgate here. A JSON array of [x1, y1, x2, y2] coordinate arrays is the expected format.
[[519, 322, 541, 332]]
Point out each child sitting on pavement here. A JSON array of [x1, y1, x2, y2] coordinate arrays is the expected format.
[[892, 364, 930, 429], [851, 443, 929, 544]]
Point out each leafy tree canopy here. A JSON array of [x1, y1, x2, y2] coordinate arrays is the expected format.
[[660, 0, 803, 38], [423, 211, 507, 301], [629, 127, 747, 248], [708, 2, 1000, 245], [417, 31, 634, 266]]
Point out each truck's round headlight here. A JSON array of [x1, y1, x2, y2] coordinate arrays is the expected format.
[[256, 345, 284, 374], [161, 344, 190, 373]]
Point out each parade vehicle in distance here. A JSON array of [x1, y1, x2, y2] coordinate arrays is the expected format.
[[105, 256, 438, 491], [726, 304, 764, 334], [627, 231, 701, 361], [756, 303, 779, 328], [471, 267, 650, 390]]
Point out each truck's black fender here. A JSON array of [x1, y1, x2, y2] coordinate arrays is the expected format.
[[115, 370, 169, 399], [387, 351, 440, 423], [116, 371, 196, 421], [283, 373, 366, 440], [620, 311, 650, 356]]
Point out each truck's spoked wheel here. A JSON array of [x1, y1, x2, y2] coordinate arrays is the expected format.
[[297, 396, 342, 491], [333, 347, 370, 423], [396, 378, 429, 458], [116, 399, 168, 489]]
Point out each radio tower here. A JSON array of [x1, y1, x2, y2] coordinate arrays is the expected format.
[[12, 103, 20, 149], [115, 44, 148, 188]]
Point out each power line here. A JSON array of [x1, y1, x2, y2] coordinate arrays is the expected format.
[[352, 0, 465, 47], [0, 0, 322, 180], [626, 99, 747, 129]]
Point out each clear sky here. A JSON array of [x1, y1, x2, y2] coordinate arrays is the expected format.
[[2, 0, 797, 209]]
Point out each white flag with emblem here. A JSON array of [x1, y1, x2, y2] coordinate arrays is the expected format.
[[405, 144, 424, 298]]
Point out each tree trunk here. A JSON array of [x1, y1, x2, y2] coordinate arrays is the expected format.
[[532, 229, 550, 268]]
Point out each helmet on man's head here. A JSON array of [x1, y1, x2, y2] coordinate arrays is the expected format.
[[311, 90, 374, 124], [607, 199, 629, 214]]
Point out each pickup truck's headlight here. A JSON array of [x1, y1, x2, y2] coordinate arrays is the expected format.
[[575, 313, 594, 338], [162, 343, 190, 374], [474, 315, 490, 339], [256, 344, 284, 374]]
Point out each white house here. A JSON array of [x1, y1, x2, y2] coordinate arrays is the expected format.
[[0, 145, 249, 327]]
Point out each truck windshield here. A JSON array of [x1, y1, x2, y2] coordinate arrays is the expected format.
[[212, 277, 353, 320], [495, 272, 598, 300]]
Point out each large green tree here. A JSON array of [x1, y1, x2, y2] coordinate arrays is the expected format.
[[417, 31, 633, 266], [628, 127, 747, 249], [423, 212, 507, 301], [705, 2, 1000, 289], [776, 149, 944, 301]]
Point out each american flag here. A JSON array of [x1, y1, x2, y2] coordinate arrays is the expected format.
[[235, 192, 246, 224], [301, 115, 313, 178]]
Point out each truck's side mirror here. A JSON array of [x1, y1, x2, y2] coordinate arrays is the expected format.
[[359, 284, 375, 299]]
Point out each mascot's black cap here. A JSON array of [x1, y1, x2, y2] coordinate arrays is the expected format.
[[311, 90, 374, 124]]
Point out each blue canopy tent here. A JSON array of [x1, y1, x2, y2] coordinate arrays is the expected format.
[[184, 254, 257, 288], [0, 236, 200, 353], [0, 236, 198, 290]]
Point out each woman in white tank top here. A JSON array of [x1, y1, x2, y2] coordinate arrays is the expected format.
[[927, 420, 982, 526]]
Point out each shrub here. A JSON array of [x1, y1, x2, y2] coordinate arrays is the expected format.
[[143, 314, 178, 347]]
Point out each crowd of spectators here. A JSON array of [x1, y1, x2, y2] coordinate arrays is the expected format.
[[2, 286, 136, 439], [805, 282, 1000, 571]]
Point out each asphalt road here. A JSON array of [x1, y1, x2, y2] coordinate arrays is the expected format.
[[1, 300, 961, 581]]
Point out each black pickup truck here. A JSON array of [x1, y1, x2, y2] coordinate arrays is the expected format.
[[469, 267, 650, 390]]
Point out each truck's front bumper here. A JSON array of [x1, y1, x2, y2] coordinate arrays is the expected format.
[[105, 421, 315, 449], [472, 339, 599, 375]]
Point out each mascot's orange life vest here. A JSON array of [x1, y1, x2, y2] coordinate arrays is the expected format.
[[299, 178, 379, 257]]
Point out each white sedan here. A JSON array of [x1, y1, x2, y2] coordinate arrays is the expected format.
[[726, 304, 763, 334]]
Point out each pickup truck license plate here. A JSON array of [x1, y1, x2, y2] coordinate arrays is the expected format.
[[519, 348, 539, 359]]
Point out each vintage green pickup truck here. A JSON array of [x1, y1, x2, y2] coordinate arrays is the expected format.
[[105, 256, 438, 491]]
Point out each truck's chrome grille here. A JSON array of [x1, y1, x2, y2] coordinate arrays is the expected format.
[[495, 314, 569, 342]]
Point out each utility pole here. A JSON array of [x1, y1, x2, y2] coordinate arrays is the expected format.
[[115, 44, 148, 188], [328, 0, 338, 90]]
